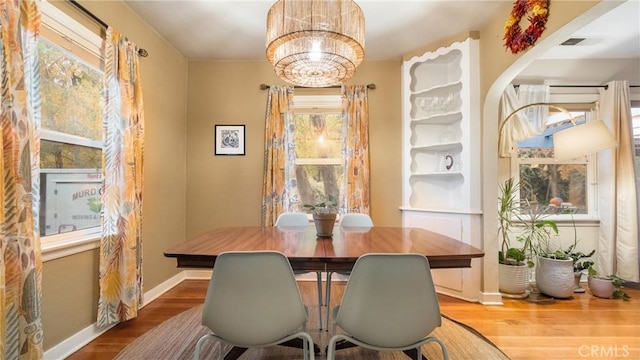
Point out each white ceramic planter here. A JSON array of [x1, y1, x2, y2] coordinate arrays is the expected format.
[[499, 263, 529, 296], [535, 256, 575, 298], [588, 276, 615, 298]]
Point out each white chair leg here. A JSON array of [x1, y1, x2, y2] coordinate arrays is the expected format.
[[416, 345, 422, 360], [325, 271, 333, 330], [193, 334, 214, 360], [316, 271, 323, 329], [326, 333, 348, 360], [303, 336, 308, 360], [425, 337, 450, 360], [300, 332, 316, 360]]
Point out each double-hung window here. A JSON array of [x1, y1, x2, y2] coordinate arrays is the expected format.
[[39, 1, 104, 259], [291, 95, 344, 210], [511, 104, 598, 218]]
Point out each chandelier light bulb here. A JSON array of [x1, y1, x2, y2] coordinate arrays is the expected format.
[[309, 39, 323, 62]]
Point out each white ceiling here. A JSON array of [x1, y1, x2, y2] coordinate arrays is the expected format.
[[537, 0, 639, 60], [123, 0, 639, 85], [124, 0, 508, 60]]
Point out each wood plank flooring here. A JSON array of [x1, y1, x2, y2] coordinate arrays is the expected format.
[[66, 280, 640, 360]]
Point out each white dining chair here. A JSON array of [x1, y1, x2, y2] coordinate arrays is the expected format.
[[326, 253, 448, 360], [275, 212, 324, 330], [194, 251, 315, 360], [275, 212, 310, 228], [338, 213, 374, 227], [325, 213, 373, 329]]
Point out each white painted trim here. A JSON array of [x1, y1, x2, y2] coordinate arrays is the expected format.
[[43, 322, 116, 360], [183, 269, 213, 280], [41, 128, 102, 149], [293, 95, 341, 109], [478, 292, 504, 306], [141, 272, 188, 306], [40, 0, 102, 58], [42, 234, 100, 262]]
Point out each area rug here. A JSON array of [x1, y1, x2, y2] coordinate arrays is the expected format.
[[115, 305, 510, 359]]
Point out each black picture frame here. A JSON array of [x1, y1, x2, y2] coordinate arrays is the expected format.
[[214, 125, 245, 156]]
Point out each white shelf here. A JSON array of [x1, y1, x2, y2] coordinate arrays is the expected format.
[[410, 172, 464, 178], [411, 81, 462, 97], [411, 142, 462, 152], [411, 111, 462, 125]]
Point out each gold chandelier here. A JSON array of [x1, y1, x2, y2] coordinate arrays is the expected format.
[[265, 0, 365, 88]]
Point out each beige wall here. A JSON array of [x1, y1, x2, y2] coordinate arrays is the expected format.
[[42, 0, 618, 352], [186, 59, 402, 238], [42, 0, 188, 350]]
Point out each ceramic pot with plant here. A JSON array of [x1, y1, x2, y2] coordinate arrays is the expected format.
[[303, 195, 338, 238], [587, 266, 631, 300], [568, 245, 594, 293], [497, 179, 533, 297], [504, 184, 566, 298], [535, 243, 579, 299], [535, 256, 575, 298], [560, 211, 595, 293]]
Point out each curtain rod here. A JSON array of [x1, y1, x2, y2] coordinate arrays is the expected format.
[[68, 0, 149, 57], [514, 84, 640, 90], [260, 83, 376, 90]]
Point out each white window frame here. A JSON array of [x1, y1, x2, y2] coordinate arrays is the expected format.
[[291, 95, 342, 218], [40, 0, 104, 261], [509, 105, 600, 223], [292, 95, 342, 169]]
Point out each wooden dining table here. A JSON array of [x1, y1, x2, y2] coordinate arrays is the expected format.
[[164, 225, 484, 360], [164, 225, 484, 271]]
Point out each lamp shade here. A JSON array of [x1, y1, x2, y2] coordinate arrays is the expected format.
[[553, 119, 618, 161], [265, 0, 365, 87]]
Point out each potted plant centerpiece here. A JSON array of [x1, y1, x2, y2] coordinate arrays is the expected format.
[[498, 178, 533, 297], [303, 195, 338, 238]]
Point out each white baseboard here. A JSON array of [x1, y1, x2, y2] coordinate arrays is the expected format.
[[44, 270, 212, 359], [44, 322, 116, 360], [479, 291, 505, 305]]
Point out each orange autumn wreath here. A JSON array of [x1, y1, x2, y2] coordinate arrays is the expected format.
[[504, 0, 550, 54]]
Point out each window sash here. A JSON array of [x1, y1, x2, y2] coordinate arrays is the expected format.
[[39, 0, 104, 258], [41, 129, 102, 149]]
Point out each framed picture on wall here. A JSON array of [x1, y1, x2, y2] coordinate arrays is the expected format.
[[214, 125, 245, 156]]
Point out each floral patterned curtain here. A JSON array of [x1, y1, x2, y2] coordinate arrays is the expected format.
[[261, 86, 295, 226], [340, 85, 370, 214], [0, 1, 44, 358], [97, 27, 145, 328]]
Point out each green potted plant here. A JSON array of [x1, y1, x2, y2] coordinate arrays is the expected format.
[[556, 211, 595, 293], [587, 266, 631, 300], [566, 243, 595, 293], [534, 208, 595, 297], [498, 178, 532, 297], [532, 205, 584, 299], [303, 194, 338, 238]]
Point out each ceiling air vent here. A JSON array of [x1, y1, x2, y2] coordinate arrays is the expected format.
[[560, 38, 586, 46]]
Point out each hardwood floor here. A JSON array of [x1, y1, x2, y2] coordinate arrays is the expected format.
[[66, 280, 640, 360]]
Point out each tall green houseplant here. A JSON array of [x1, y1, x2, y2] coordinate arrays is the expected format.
[[498, 178, 529, 266], [498, 178, 535, 297]]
